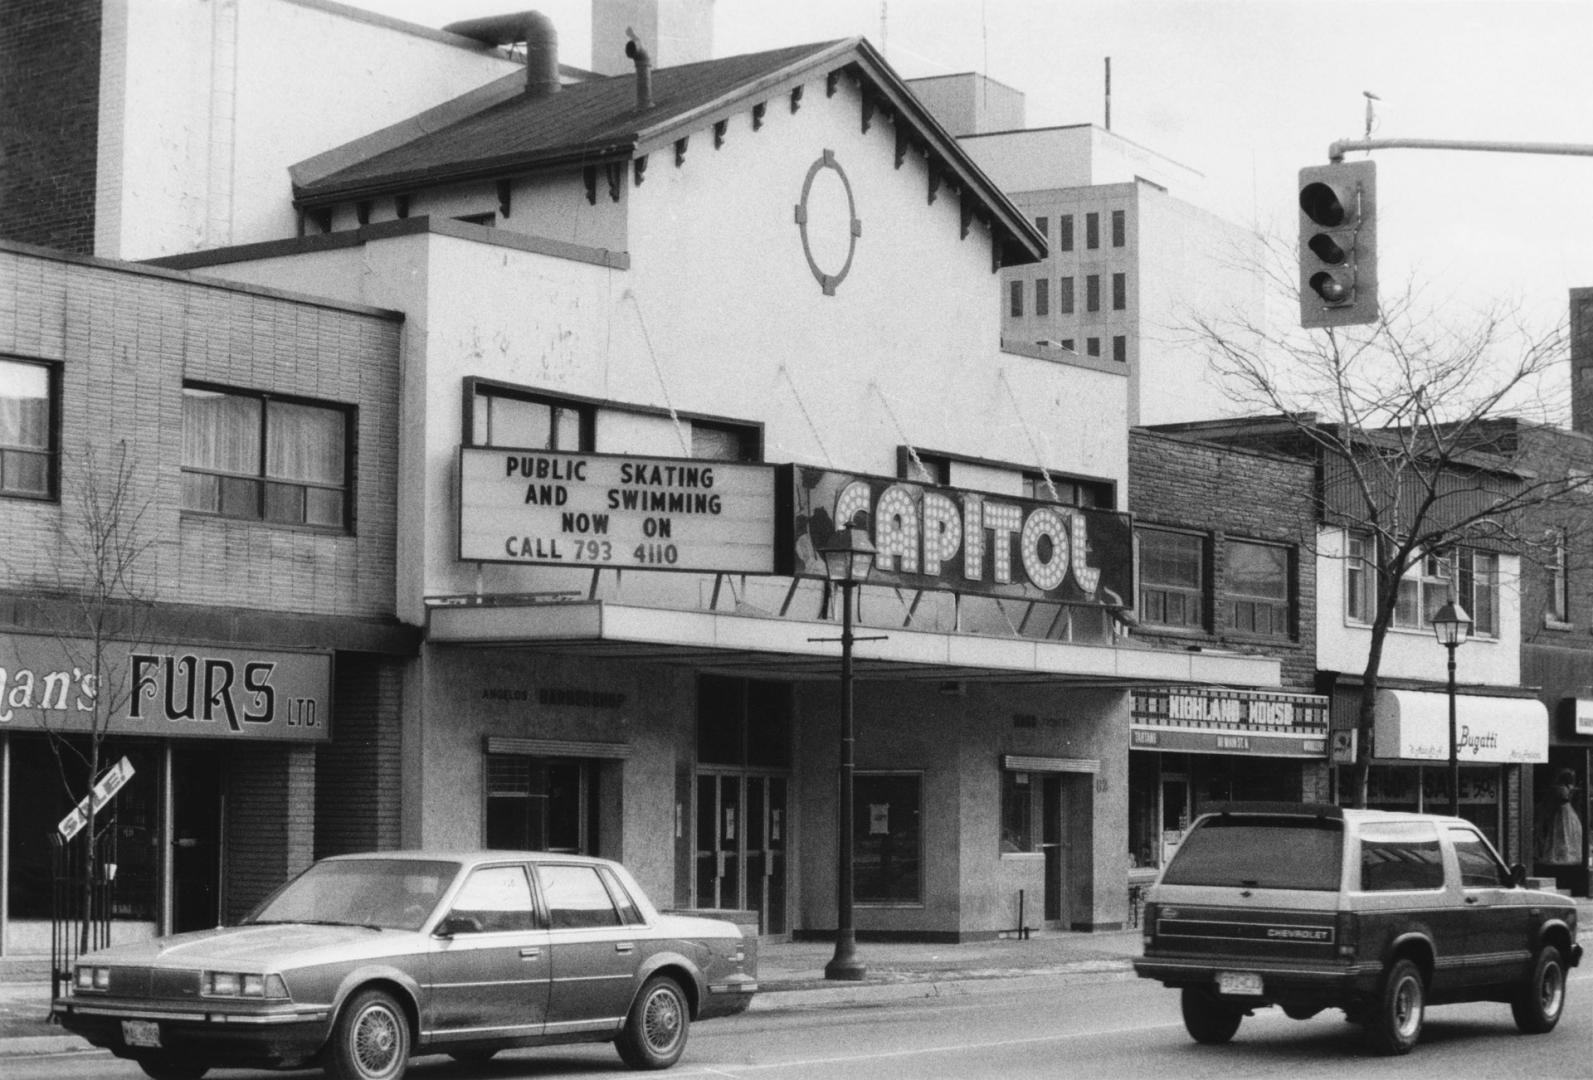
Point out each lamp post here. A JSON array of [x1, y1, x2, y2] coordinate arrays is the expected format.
[[820, 525, 876, 981], [1432, 600, 1472, 816]]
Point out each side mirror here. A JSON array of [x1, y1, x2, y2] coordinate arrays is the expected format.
[[1509, 863, 1528, 888], [435, 914, 484, 937]]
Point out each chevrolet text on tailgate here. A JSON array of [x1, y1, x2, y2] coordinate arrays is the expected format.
[[1133, 802, 1582, 1055]]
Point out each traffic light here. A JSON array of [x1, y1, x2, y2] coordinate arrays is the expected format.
[[1298, 160, 1377, 328]]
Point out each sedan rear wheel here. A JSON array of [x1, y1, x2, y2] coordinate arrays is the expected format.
[[1511, 944, 1566, 1034], [325, 989, 411, 1080], [615, 975, 689, 1070]]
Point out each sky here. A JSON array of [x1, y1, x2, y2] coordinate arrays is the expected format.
[[352, 1, 1593, 336]]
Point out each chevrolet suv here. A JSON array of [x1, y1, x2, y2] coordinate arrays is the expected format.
[[1134, 803, 1581, 1055]]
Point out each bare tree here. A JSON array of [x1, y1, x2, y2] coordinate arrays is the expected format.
[[39, 440, 154, 950], [1179, 236, 1587, 809]]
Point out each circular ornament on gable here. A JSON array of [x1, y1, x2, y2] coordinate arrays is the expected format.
[[794, 150, 862, 295]]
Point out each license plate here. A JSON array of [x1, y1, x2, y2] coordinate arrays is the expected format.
[[1217, 971, 1263, 996], [122, 1020, 161, 1048]]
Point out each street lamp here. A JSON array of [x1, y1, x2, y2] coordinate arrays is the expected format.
[[1432, 599, 1472, 816], [820, 525, 876, 981]]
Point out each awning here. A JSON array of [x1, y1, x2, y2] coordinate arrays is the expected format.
[[1374, 688, 1548, 764], [427, 601, 1283, 688]]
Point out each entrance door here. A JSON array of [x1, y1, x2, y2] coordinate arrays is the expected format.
[[695, 772, 788, 935], [171, 747, 222, 932]]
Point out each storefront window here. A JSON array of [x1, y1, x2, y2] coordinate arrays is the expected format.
[[484, 755, 597, 854], [697, 676, 791, 768], [854, 772, 921, 903], [1128, 752, 1160, 868], [1000, 771, 1034, 853]]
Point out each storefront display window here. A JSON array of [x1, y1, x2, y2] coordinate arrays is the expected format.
[[854, 772, 921, 904], [1339, 764, 1501, 849], [484, 755, 597, 854], [1000, 770, 1034, 853]]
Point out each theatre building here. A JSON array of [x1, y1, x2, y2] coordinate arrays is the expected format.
[[158, 21, 1283, 938], [0, 239, 411, 954]]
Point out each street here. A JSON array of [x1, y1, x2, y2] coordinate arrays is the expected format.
[[11, 967, 1593, 1080]]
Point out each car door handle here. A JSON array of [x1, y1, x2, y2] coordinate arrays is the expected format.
[[520, 947, 541, 959], [1464, 896, 1479, 904], [615, 942, 635, 954]]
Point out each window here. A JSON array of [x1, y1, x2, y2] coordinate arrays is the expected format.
[[181, 386, 350, 528], [900, 451, 950, 486], [854, 773, 921, 903], [1022, 472, 1106, 507], [1139, 527, 1205, 629], [1086, 274, 1101, 312], [485, 755, 598, 854], [691, 419, 760, 462], [1001, 770, 1035, 852], [1549, 531, 1569, 623], [1085, 212, 1100, 249], [1112, 336, 1127, 363], [1034, 215, 1048, 238], [447, 865, 537, 933], [698, 676, 792, 768], [1111, 209, 1126, 247], [1226, 539, 1291, 638], [0, 357, 55, 499], [1346, 533, 1373, 624], [1359, 822, 1444, 891], [1058, 214, 1074, 252], [470, 384, 593, 450], [1010, 279, 1024, 317], [1034, 278, 1049, 317], [1394, 550, 1452, 630], [1058, 277, 1075, 314], [1459, 549, 1499, 637], [1448, 825, 1510, 888], [1112, 272, 1127, 310], [1086, 337, 1101, 357], [539, 863, 624, 930], [1059, 338, 1075, 351]]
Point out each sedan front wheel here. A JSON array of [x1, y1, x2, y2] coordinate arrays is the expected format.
[[325, 988, 411, 1080]]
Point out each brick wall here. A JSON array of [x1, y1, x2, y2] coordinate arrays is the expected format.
[[1128, 428, 1319, 692], [0, 0, 101, 253], [224, 742, 316, 921], [315, 653, 405, 857], [0, 242, 402, 619]]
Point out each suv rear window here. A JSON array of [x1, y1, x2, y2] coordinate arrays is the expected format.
[[1160, 814, 1343, 890]]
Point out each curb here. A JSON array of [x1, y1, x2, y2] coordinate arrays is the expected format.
[[0, 1034, 93, 1058], [749, 960, 1135, 1011]]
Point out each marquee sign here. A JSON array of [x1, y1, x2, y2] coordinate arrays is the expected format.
[[786, 466, 1133, 605], [459, 448, 778, 573], [0, 634, 331, 742], [1131, 687, 1331, 759]]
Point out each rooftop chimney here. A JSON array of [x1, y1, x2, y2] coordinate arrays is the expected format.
[[624, 27, 653, 110], [443, 10, 560, 97]]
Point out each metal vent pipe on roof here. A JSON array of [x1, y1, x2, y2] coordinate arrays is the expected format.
[[625, 27, 653, 110], [442, 10, 559, 97]]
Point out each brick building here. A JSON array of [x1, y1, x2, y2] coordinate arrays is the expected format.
[[0, 238, 413, 952]]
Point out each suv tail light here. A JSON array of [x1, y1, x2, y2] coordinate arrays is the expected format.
[[1334, 911, 1357, 960], [1142, 902, 1158, 947]]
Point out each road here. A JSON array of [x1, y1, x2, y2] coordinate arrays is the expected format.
[[13, 968, 1593, 1080]]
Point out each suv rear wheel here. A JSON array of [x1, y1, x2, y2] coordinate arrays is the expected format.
[[1180, 986, 1243, 1044], [1511, 944, 1566, 1034], [1365, 958, 1424, 1055]]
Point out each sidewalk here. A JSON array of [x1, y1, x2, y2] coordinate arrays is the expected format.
[[0, 928, 1144, 1057]]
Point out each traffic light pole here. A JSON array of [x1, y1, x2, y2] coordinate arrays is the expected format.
[[1328, 137, 1593, 163]]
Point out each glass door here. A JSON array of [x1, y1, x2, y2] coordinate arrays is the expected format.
[[694, 772, 788, 935]]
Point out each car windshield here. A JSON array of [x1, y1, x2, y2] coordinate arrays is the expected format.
[[1160, 815, 1343, 891], [247, 859, 461, 931]]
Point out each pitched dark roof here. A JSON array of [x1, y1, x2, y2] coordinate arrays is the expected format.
[[292, 38, 1042, 266]]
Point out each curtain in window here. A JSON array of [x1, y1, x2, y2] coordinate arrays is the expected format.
[[266, 400, 344, 483], [183, 389, 260, 472], [1228, 542, 1287, 598], [0, 360, 49, 448]]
